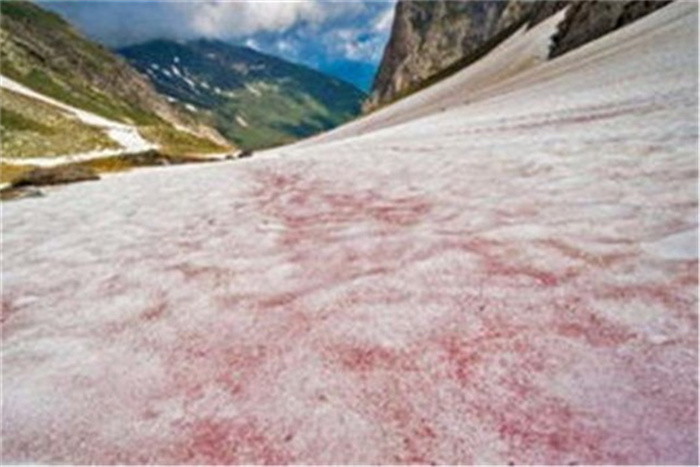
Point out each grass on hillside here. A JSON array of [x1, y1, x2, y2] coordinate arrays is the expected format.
[[210, 87, 345, 150], [0, 89, 118, 159], [140, 125, 229, 156], [2, 63, 161, 126], [0, 3, 163, 126]]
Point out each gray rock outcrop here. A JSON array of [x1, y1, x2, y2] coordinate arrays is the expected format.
[[366, 0, 674, 111]]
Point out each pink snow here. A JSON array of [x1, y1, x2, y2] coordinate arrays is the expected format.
[[1, 3, 698, 464]]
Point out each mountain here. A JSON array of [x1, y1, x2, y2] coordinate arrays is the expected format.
[[366, 0, 673, 110], [118, 40, 367, 150], [0, 1, 229, 160]]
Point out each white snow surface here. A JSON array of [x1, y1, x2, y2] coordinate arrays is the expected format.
[[246, 83, 263, 97], [2, 3, 698, 465], [236, 115, 250, 128], [0, 75, 156, 166], [183, 76, 198, 89]]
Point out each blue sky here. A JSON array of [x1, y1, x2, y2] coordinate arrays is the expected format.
[[39, 1, 397, 91]]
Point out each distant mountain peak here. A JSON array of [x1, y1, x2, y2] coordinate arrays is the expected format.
[[118, 39, 366, 150]]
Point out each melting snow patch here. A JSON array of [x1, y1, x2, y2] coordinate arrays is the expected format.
[[183, 77, 197, 89], [0, 74, 156, 161], [236, 115, 249, 128], [644, 229, 698, 260], [161, 69, 172, 78], [246, 84, 262, 97]]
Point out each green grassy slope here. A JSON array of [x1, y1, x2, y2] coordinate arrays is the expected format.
[[0, 1, 231, 156], [0, 88, 118, 159]]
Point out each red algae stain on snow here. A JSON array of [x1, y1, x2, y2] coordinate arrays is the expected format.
[[452, 236, 569, 287], [158, 333, 272, 408], [354, 376, 442, 464], [253, 167, 432, 236], [366, 197, 432, 227], [600, 282, 694, 311], [433, 312, 615, 464], [391, 412, 440, 465], [494, 394, 608, 465], [334, 344, 418, 373], [320, 341, 444, 463], [539, 238, 632, 269], [171, 418, 292, 464], [554, 300, 636, 347], [438, 318, 529, 386]]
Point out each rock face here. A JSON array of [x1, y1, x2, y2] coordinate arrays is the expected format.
[[368, 1, 513, 110], [367, 0, 673, 110], [12, 165, 99, 188], [550, 0, 674, 57]]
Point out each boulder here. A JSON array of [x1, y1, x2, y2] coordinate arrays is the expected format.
[[12, 165, 100, 188]]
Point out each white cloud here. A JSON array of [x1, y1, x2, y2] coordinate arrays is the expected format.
[[325, 23, 392, 63], [41, 0, 397, 66], [245, 38, 261, 50], [373, 6, 395, 33], [42, 0, 376, 46], [274, 38, 300, 57], [178, 1, 330, 38]]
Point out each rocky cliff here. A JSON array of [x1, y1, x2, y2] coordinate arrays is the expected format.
[[367, 0, 673, 110]]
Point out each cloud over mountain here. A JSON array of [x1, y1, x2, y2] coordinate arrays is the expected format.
[[39, 0, 396, 91], [40, 1, 393, 51]]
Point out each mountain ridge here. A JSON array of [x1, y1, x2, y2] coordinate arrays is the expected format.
[[118, 39, 366, 150], [0, 1, 230, 159]]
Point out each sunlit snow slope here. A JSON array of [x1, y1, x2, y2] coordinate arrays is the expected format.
[[2, 3, 697, 464]]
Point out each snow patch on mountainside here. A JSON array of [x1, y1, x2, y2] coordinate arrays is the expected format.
[[0, 75, 156, 165], [236, 115, 250, 128]]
